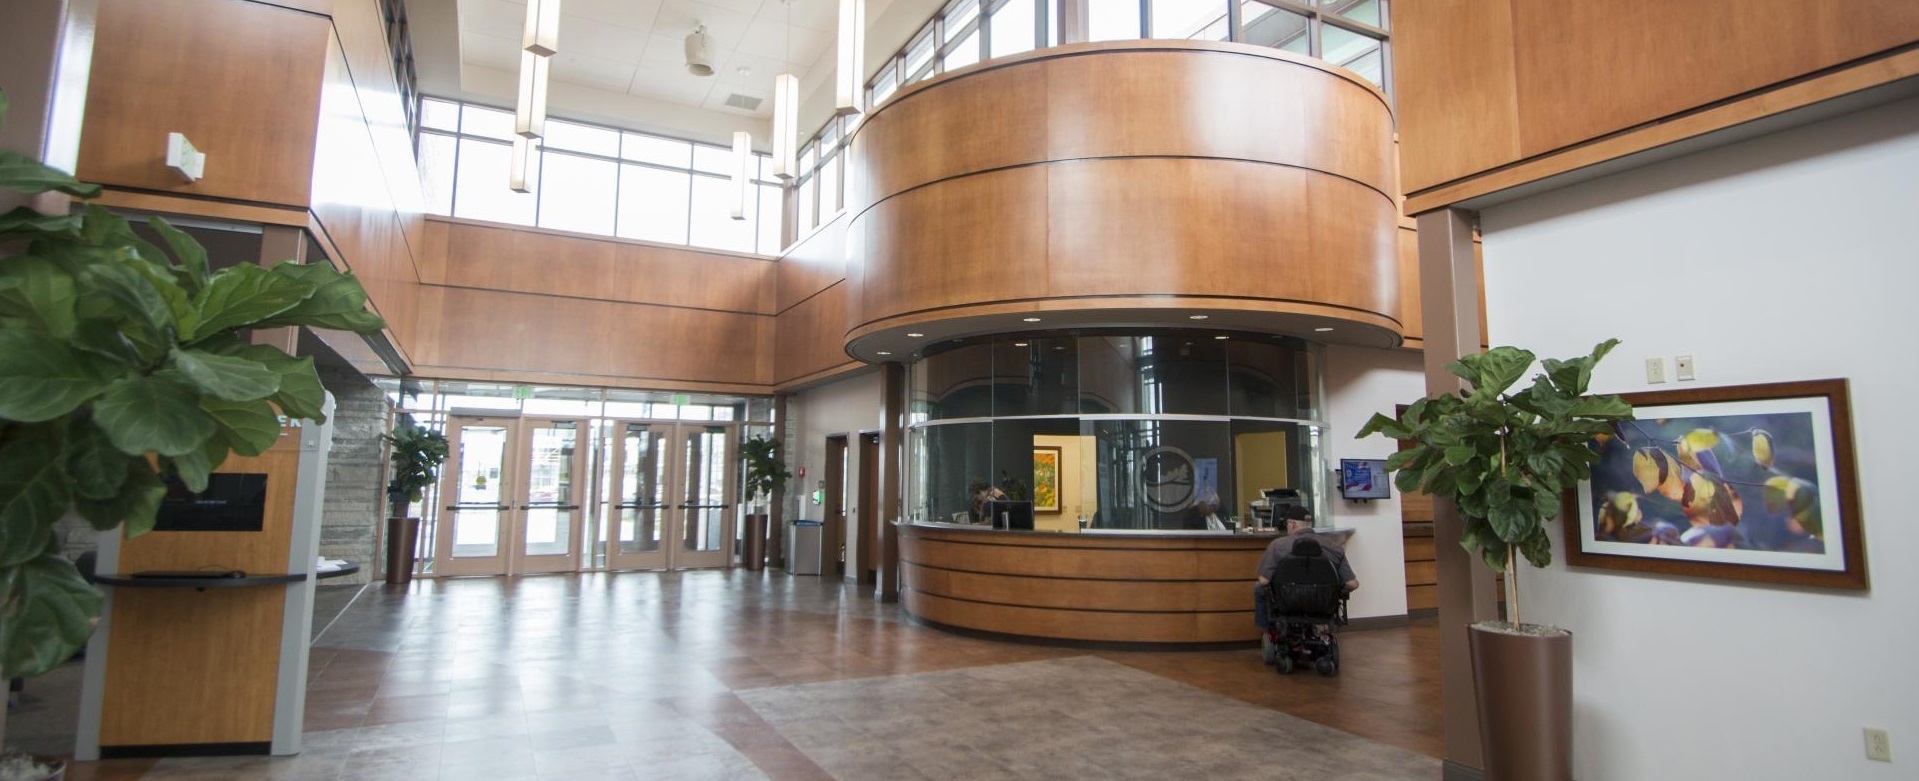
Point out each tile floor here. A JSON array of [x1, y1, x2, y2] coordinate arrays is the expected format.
[[50, 570, 1442, 780]]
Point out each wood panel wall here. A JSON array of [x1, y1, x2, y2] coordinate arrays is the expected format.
[[901, 524, 1275, 643], [77, 0, 329, 206], [411, 218, 779, 392], [101, 432, 302, 748], [844, 42, 1403, 353], [1394, 0, 1919, 205], [772, 215, 859, 388]]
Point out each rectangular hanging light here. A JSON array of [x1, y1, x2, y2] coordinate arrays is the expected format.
[[834, 0, 864, 115], [515, 50, 550, 138], [772, 73, 799, 180], [731, 131, 752, 220], [522, 0, 562, 56], [509, 136, 533, 193]]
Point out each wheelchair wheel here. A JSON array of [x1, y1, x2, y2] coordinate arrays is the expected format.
[[1276, 655, 1295, 675], [1315, 657, 1338, 677], [1261, 635, 1278, 665]]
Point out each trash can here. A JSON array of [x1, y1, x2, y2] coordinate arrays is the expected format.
[[786, 520, 823, 575]]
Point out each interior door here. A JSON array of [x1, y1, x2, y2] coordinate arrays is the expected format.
[[513, 419, 586, 574], [605, 421, 671, 571], [435, 416, 515, 576], [672, 424, 735, 569]]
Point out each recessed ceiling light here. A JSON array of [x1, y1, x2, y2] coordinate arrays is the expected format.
[[906, 332, 924, 338], [1214, 335, 1229, 340], [1013, 342, 1029, 347], [877, 351, 892, 356], [1314, 327, 1335, 332], [1188, 314, 1209, 320], [1022, 317, 1042, 323]]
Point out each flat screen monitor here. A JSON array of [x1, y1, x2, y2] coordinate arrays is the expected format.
[[155, 473, 269, 532], [988, 500, 1034, 531], [1339, 458, 1391, 500]]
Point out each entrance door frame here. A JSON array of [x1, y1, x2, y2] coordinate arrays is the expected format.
[[601, 417, 740, 571], [432, 414, 589, 577]]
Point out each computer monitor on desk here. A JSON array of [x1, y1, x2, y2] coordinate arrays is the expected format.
[[988, 500, 1034, 530]]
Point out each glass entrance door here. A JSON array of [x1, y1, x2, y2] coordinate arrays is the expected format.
[[434, 416, 588, 576], [602, 421, 736, 570]]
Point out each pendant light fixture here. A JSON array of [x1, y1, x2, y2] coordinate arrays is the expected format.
[[732, 130, 752, 220], [834, 0, 865, 116], [522, 0, 561, 56], [514, 50, 550, 138], [771, 0, 799, 180], [509, 135, 533, 193]]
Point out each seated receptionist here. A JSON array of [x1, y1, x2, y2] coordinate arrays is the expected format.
[[1181, 489, 1228, 530], [1252, 506, 1358, 631]]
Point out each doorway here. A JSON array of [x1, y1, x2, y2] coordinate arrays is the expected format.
[[601, 420, 738, 571], [823, 435, 848, 579], [433, 416, 587, 576], [857, 432, 880, 586]]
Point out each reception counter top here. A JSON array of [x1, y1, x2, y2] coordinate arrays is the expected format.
[[899, 522, 1350, 644]]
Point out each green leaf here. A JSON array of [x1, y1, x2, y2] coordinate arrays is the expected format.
[[67, 319, 143, 366], [74, 459, 166, 534], [1567, 395, 1633, 420], [0, 148, 102, 198], [125, 251, 200, 337], [0, 330, 113, 422], [168, 347, 281, 401], [0, 254, 78, 337], [163, 429, 230, 493], [0, 436, 70, 568], [1444, 445, 1476, 466], [254, 262, 386, 333], [146, 217, 211, 294], [1456, 346, 1535, 399], [75, 257, 171, 337], [78, 205, 169, 268], [92, 374, 217, 457], [188, 264, 315, 341], [201, 397, 283, 456], [0, 207, 84, 240], [64, 418, 128, 500], [0, 553, 104, 679], [236, 346, 326, 421]]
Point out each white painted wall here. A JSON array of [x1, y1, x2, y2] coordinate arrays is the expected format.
[[787, 368, 883, 582], [1323, 344, 1425, 620], [1480, 96, 1919, 781]]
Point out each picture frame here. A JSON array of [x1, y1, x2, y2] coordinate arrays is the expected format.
[[1564, 379, 1867, 590], [1032, 446, 1062, 513]]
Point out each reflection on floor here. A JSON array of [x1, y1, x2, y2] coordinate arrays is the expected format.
[[53, 571, 1442, 780]]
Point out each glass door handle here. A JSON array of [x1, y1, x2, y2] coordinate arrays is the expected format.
[[446, 503, 511, 511], [677, 503, 728, 509], [613, 502, 667, 509], [520, 503, 581, 510]]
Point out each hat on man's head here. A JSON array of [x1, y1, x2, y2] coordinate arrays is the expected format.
[[1282, 504, 1313, 523]]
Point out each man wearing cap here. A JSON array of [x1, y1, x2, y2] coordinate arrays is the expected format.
[[1253, 505, 1358, 631]]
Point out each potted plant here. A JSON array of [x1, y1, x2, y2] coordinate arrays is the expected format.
[[381, 413, 447, 585], [0, 94, 384, 778], [1358, 339, 1631, 781], [739, 435, 789, 571]]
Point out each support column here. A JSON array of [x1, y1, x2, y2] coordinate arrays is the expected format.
[[0, 0, 97, 215], [877, 362, 905, 602], [769, 394, 789, 570], [1416, 207, 1503, 781]]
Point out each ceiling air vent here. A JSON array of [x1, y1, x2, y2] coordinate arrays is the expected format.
[[724, 93, 763, 110]]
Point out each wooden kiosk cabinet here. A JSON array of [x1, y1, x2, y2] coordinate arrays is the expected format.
[[75, 399, 335, 759]]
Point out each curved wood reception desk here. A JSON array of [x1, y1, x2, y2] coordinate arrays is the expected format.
[[843, 41, 1401, 360], [899, 522, 1277, 644]]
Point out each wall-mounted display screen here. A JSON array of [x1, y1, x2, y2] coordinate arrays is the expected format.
[[155, 473, 269, 532], [1338, 458, 1390, 500]]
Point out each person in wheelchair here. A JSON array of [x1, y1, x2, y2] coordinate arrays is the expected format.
[[1255, 506, 1358, 675]]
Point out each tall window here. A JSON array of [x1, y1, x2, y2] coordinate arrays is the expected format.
[[418, 99, 784, 256]]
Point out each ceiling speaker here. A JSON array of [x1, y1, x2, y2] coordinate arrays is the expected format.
[[685, 25, 714, 77]]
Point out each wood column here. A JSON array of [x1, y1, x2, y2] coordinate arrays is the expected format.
[[1416, 207, 1502, 780], [769, 394, 789, 569], [877, 362, 905, 602]]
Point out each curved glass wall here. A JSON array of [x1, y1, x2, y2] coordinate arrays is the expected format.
[[906, 331, 1327, 532]]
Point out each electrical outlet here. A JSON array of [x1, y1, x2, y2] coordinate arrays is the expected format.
[[1644, 357, 1667, 384], [1675, 354, 1696, 381], [1865, 727, 1892, 762]]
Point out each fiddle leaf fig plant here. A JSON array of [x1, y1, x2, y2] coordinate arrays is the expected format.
[[1357, 339, 1632, 630], [741, 435, 790, 509], [0, 93, 386, 679], [384, 413, 448, 519]]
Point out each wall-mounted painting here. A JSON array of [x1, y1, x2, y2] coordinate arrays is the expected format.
[[1566, 379, 1867, 590], [1032, 446, 1062, 513]]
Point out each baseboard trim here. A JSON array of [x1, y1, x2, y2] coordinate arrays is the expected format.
[[1442, 759, 1487, 781], [1344, 614, 1412, 632]]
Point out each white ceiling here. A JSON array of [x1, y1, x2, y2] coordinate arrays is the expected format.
[[456, 0, 838, 119]]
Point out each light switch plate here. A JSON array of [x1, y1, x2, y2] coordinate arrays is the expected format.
[[1675, 354, 1696, 381], [1644, 357, 1666, 384]]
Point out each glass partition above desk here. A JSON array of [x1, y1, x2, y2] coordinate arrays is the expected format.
[[905, 330, 1328, 533]]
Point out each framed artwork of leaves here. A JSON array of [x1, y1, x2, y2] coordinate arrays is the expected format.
[[1032, 447, 1062, 513], [1564, 379, 1868, 590]]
